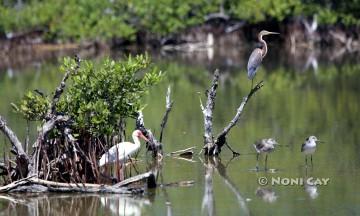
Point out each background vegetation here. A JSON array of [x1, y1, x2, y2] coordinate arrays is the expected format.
[[1, 0, 359, 42]]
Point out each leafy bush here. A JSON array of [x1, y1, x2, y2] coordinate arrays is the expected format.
[[16, 55, 162, 136]]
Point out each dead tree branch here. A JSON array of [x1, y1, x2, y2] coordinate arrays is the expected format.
[[201, 70, 219, 153], [47, 55, 81, 119], [29, 56, 80, 177], [159, 86, 174, 143], [214, 81, 264, 155], [0, 116, 28, 159], [136, 112, 162, 157], [201, 69, 264, 156]]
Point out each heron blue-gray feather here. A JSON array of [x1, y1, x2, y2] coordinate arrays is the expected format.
[[247, 48, 263, 80]]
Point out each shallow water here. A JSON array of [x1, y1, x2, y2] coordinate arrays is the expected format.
[[0, 46, 360, 215]]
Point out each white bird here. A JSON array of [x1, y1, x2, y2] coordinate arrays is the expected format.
[[301, 135, 323, 165], [99, 130, 148, 167], [253, 138, 278, 170]]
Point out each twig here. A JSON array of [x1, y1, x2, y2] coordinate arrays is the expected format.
[[159, 86, 174, 143]]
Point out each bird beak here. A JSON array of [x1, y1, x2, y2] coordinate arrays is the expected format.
[[267, 31, 280, 35], [317, 140, 325, 143], [140, 134, 149, 142]]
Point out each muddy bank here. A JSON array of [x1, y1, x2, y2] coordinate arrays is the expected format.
[[0, 19, 359, 70]]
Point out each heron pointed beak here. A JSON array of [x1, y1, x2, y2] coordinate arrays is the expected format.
[[268, 31, 280, 35], [140, 134, 149, 142]]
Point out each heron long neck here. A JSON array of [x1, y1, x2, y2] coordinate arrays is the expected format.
[[258, 34, 268, 57], [132, 135, 141, 146]]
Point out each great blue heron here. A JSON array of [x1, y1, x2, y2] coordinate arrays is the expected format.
[[301, 135, 323, 166], [247, 30, 279, 88]]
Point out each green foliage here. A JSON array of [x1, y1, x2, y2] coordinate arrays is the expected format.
[[16, 55, 162, 136], [0, 0, 359, 42], [16, 91, 49, 121]]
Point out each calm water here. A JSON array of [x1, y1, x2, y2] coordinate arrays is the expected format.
[[0, 46, 360, 215]]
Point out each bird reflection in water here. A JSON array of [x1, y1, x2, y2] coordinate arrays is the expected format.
[[100, 196, 150, 216], [255, 187, 278, 203]]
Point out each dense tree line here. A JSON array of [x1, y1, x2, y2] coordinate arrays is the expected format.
[[0, 0, 359, 42]]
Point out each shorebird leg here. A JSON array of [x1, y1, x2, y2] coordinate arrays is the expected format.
[[225, 141, 240, 157], [305, 156, 308, 166], [311, 155, 313, 166], [265, 154, 268, 170], [256, 153, 260, 171]]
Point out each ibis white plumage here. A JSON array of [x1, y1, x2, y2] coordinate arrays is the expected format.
[[99, 130, 148, 167]]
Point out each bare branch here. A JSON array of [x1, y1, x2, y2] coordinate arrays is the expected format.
[[202, 70, 219, 147], [47, 55, 81, 118], [0, 116, 28, 160], [159, 86, 174, 143], [215, 81, 264, 148], [136, 112, 162, 157]]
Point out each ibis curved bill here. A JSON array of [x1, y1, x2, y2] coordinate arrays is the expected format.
[[99, 130, 148, 167]]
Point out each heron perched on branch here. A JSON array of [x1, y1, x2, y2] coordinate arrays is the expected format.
[[247, 30, 279, 88]]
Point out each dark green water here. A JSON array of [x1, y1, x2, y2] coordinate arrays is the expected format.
[[0, 48, 360, 215]]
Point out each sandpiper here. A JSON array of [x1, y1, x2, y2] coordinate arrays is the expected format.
[[301, 135, 323, 165], [254, 138, 278, 169]]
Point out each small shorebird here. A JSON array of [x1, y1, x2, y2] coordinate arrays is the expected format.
[[254, 138, 278, 169], [301, 135, 323, 165]]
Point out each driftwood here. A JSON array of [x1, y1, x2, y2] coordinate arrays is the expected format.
[[169, 146, 195, 156], [201, 70, 264, 156], [114, 171, 154, 188], [0, 170, 157, 193]]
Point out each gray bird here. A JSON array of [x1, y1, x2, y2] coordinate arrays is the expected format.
[[247, 30, 279, 88], [254, 138, 278, 170], [301, 135, 323, 165]]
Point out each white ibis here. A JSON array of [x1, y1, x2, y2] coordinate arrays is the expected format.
[[99, 130, 148, 167], [253, 138, 278, 169], [301, 135, 323, 165]]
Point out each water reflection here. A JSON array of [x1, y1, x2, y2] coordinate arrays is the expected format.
[[100, 196, 150, 216], [201, 157, 250, 216], [255, 187, 278, 203], [0, 194, 151, 216]]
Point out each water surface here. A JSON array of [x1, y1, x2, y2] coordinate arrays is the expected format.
[[0, 46, 359, 215]]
